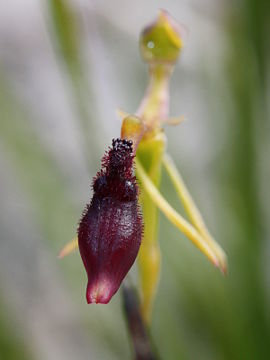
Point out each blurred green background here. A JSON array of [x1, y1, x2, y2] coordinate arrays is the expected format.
[[0, 0, 269, 359]]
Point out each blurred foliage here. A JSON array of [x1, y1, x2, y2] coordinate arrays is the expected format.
[[49, 0, 101, 167], [0, 300, 33, 360], [0, 74, 77, 249], [49, 0, 81, 77]]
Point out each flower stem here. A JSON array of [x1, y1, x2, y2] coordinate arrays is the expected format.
[[122, 283, 157, 360], [162, 153, 227, 273], [136, 158, 225, 272]]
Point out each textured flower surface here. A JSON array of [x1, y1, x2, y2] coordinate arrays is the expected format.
[[78, 139, 143, 304]]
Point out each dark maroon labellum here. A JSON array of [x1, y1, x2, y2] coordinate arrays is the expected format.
[[78, 139, 143, 304]]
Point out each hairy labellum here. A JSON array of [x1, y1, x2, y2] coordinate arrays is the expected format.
[[78, 139, 143, 304]]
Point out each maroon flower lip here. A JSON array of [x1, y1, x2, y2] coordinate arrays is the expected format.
[[78, 139, 143, 304]]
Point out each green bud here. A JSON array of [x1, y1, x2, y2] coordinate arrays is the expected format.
[[140, 10, 183, 64]]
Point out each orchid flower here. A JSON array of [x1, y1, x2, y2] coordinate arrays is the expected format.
[[59, 10, 227, 324]]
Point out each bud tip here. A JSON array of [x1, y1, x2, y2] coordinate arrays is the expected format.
[[86, 275, 115, 304]]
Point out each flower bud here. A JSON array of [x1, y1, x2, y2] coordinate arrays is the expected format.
[[78, 139, 143, 304], [140, 10, 183, 64]]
